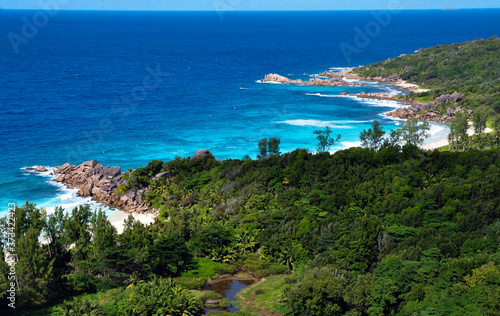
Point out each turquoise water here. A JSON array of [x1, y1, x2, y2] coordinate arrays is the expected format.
[[0, 10, 498, 215]]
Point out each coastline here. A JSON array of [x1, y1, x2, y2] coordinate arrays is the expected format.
[[14, 66, 474, 223], [22, 163, 157, 233], [393, 80, 431, 94], [420, 125, 494, 151], [260, 68, 453, 151]]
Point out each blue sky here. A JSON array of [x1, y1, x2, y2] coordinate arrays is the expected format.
[[1, 0, 499, 10]]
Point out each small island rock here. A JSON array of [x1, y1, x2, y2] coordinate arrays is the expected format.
[[192, 149, 213, 160]]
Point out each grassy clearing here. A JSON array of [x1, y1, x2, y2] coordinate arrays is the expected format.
[[235, 254, 290, 277], [235, 275, 291, 316], [176, 257, 237, 289]]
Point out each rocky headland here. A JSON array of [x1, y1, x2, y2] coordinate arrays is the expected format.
[[52, 160, 150, 214], [46, 149, 215, 215], [264, 67, 471, 123], [319, 69, 430, 93], [339, 91, 468, 123], [261, 73, 364, 87], [319, 69, 401, 83]]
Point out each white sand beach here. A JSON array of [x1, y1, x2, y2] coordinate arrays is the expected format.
[[106, 209, 156, 234], [394, 80, 431, 93], [421, 124, 494, 150]]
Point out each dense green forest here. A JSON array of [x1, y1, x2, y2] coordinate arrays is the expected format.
[[2, 143, 500, 315], [353, 36, 500, 111], [2, 37, 500, 316]]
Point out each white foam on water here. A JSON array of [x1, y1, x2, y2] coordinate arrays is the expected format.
[[19, 166, 156, 233], [342, 77, 360, 83], [255, 80, 284, 85], [277, 119, 356, 128], [305, 93, 337, 98], [329, 67, 354, 72], [356, 97, 405, 109]]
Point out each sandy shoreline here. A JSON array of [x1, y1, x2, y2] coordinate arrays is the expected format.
[[106, 208, 156, 234], [393, 80, 431, 94], [24, 165, 158, 234], [421, 125, 493, 150]]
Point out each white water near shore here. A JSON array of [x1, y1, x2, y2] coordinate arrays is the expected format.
[[20, 166, 155, 233], [13, 70, 453, 226]]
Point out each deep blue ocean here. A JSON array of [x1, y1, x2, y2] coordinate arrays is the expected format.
[[0, 9, 499, 216]]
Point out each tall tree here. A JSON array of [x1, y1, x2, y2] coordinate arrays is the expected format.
[[314, 126, 341, 153], [382, 129, 402, 148], [16, 226, 55, 306], [400, 118, 430, 146], [267, 137, 281, 155], [258, 138, 268, 158], [43, 207, 71, 295], [449, 110, 469, 151], [63, 205, 92, 261], [360, 120, 385, 151], [472, 106, 494, 148], [493, 115, 500, 148]]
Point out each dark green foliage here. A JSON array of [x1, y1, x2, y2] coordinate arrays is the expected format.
[[268, 137, 281, 155], [189, 222, 233, 257], [258, 137, 281, 158], [57, 278, 203, 316], [258, 138, 268, 158], [4, 145, 500, 314], [151, 235, 195, 277], [360, 120, 385, 151], [284, 267, 347, 315]]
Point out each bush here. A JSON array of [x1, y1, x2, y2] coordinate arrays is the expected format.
[[178, 258, 237, 289], [236, 254, 291, 277], [175, 277, 207, 290], [284, 267, 347, 315]]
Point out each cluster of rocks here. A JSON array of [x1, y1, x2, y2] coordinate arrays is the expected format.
[[261, 73, 363, 87], [340, 91, 413, 103], [386, 103, 471, 123], [338, 91, 471, 123], [435, 92, 465, 104], [27, 166, 48, 172], [192, 149, 213, 160], [53, 160, 150, 213], [318, 69, 402, 83], [37, 150, 214, 215]]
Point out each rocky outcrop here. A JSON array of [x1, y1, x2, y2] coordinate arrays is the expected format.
[[53, 176, 65, 182], [318, 69, 402, 83], [192, 149, 213, 160], [435, 92, 465, 104], [153, 171, 173, 180], [342, 91, 414, 104], [35, 166, 48, 172], [386, 101, 471, 123], [339, 92, 471, 123], [53, 160, 150, 214], [261, 73, 363, 87], [262, 73, 291, 84]]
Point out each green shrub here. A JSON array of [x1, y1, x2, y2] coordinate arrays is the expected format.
[[175, 277, 207, 290]]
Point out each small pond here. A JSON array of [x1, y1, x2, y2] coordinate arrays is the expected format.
[[203, 278, 257, 313]]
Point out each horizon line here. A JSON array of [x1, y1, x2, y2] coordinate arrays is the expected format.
[[1, 8, 500, 12]]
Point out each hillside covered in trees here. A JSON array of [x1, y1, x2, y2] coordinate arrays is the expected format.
[[2, 144, 500, 315], [353, 36, 500, 111]]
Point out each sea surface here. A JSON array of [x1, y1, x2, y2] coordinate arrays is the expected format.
[[0, 9, 499, 218]]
